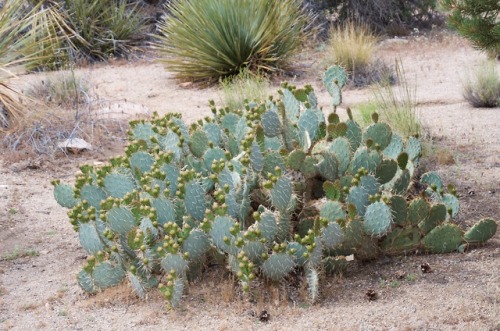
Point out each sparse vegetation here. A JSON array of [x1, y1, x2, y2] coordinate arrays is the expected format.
[[462, 60, 500, 108], [219, 69, 271, 111], [372, 60, 421, 137], [2, 246, 39, 261], [155, 0, 312, 82]]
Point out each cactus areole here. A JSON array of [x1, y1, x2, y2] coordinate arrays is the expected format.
[[53, 66, 498, 307]]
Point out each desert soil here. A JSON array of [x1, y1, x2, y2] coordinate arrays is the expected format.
[[0, 33, 499, 331]]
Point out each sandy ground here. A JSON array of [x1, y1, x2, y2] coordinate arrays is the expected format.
[[0, 33, 499, 330]]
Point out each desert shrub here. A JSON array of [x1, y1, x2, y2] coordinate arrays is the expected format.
[[53, 66, 497, 308], [219, 69, 271, 112], [462, 60, 500, 108], [441, 0, 499, 58], [372, 61, 421, 137], [326, 21, 378, 74], [155, 0, 312, 83], [63, 0, 146, 61], [324, 22, 395, 87], [26, 70, 90, 109]]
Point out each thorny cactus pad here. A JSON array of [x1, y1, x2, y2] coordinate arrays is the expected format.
[[53, 66, 498, 308]]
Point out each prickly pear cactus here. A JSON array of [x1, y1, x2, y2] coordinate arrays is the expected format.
[[53, 66, 498, 308]]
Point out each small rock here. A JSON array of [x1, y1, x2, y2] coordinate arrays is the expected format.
[[258, 310, 270, 322], [420, 263, 432, 274], [58, 138, 92, 154], [365, 289, 377, 301]]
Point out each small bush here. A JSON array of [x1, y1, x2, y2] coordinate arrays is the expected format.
[[326, 21, 378, 74], [26, 70, 90, 109], [219, 69, 270, 111], [462, 60, 500, 108], [155, 0, 312, 83]]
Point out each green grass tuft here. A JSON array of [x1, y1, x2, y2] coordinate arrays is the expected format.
[[219, 69, 270, 111], [462, 60, 500, 108]]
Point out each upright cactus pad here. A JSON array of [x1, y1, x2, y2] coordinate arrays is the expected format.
[[53, 66, 497, 308]]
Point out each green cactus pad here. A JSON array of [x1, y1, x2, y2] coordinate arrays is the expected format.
[[79, 222, 105, 254], [263, 152, 286, 176], [347, 186, 370, 216], [375, 159, 398, 184], [306, 267, 319, 303], [54, 184, 78, 208], [160, 164, 179, 197], [132, 122, 154, 142], [128, 272, 145, 299], [383, 133, 404, 159], [323, 181, 342, 200], [93, 262, 126, 289], [422, 223, 463, 253], [322, 222, 344, 248], [318, 152, 339, 181], [360, 175, 380, 196], [104, 173, 136, 199], [203, 122, 222, 146], [129, 151, 155, 175], [184, 220, 213, 255], [249, 141, 264, 172], [210, 216, 236, 254], [282, 88, 300, 120], [271, 177, 293, 212], [77, 269, 96, 293], [363, 122, 392, 150], [328, 137, 351, 175], [242, 241, 266, 264], [389, 195, 408, 226], [261, 253, 295, 281], [298, 109, 320, 141], [442, 193, 460, 218], [381, 227, 421, 254], [80, 184, 107, 210], [287, 242, 307, 266], [323, 66, 348, 106], [159, 131, 182, 162], [259, 211, 278, 242], [408, 198, 430, 226], [189, 130, 209, 158], [287, 149, 306, 171], [170, 277, 185, 308], [351, 147, 382, 174], [319, 201, 345, 222], [202, 147, 226, 170], [464, 218, 497, 244], [418, 203, 447, 235], [405, 136, 421, 162], [261, 110, 282, 137], [363, 201, 393, 236], [421, 172, 443, 191], [185, 180, 206, 221], [151, 198, 176, 226], [300, 156, 318, 179], [161, 254, 189, 276], [393, 169, 411, 195], [345, 119, 362, 150], [221, 113, 241, 135], [140, 218, 159, 240], [107, 207, 137, 235]]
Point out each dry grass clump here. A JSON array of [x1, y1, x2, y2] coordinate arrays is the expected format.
[[219, 68, 271, 111], [371, 60, 421, 138], [324, 21, 394, 87], [462, 60, 500, 108]]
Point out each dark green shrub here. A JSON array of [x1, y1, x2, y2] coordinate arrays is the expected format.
[[154, 0, 312, 83]]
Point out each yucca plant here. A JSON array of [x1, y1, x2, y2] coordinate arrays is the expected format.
[[155, 0, 312, 83], [63, 0, 146, 61]]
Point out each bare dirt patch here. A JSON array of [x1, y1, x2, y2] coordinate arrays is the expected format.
[[0, 34, 499, 330]]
